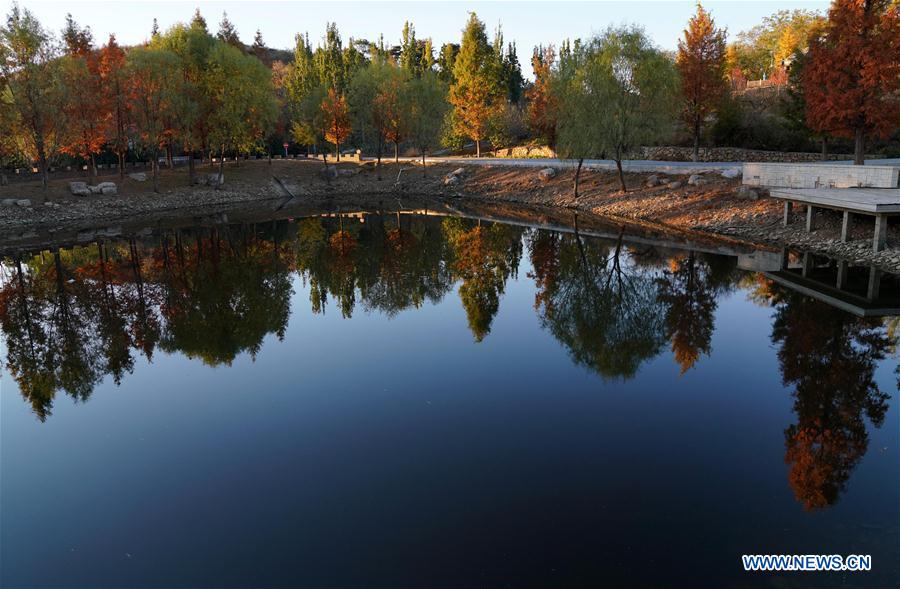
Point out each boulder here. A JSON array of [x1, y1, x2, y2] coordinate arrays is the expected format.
[[16, 199, 31, 207], [96, 181, 117, 196], [687, 174, 705, 186], [450, 167, 465, 177], [2, 198, 17, 206], [667, 181, 683, 190], [128, 172, 148, 182], [538, 167, 557, 182], [444, 174, 460, 186], [737, 185, 759, 200], [337, 168, 358, 177], [70, 181, 91, 196], [89, 185, 102, 194], [319, 166, 338, 181], [207, 173, 225, 186], [645, 174, 660, 187], [721, 168, 742, 179]]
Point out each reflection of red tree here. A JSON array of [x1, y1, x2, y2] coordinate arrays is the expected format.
[[773, 295, 890, 511], [528, 231, 561, 316], [657, 254, 716, 374]]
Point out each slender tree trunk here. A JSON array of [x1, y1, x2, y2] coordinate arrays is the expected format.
[[853, 128, 865, 166], [188, 151, 195, 186], [90, 153, 97, 179], [376, 139, 383, 181], [615, 158, 626, 192], [152, 148, 160, 193], [118, 151, 125, 179], [38, 149, 48, 191], [573, 158, 583, 198], [166, 145, 174, 168], [821, 137, 828, 161], [217, 144, 225, 189], [422, 151, 427, 177], [321, 150, 331, 184], [336, 142, 341, 162], [476, 139, 481, 158], [692, 117, 700, 163], [394, 142, 399, 163]]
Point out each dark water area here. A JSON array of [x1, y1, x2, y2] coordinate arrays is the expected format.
[[1, 209, 898, 588]]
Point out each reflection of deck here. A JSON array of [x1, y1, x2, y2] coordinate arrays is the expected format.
[[764, 253, 900, 317]]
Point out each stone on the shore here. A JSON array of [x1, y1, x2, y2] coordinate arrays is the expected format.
[[16, 199, 31, 207], [646, 174, 660, 187], [96, 182, 117, 196], [337, 168, 357, 177], [207, 172, 225, 186], [538, 167, 556, 182], [687, 174, 705, 186], [319, 166, 338, 181], [721, 168, 742, 179], [737, 185, 759, 200], [2, 198, 17, 206], [444, 174, 460, 186], [70, 181, 91, 196], [668, 181, 683, 190], [129, 172, 147, 182], [450, 167, 465, 177]]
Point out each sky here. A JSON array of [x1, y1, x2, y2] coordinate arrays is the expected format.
[[2, 0, 830, 78]]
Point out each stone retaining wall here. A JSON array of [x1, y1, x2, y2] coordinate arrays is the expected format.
[[640, 146, 865, 163]]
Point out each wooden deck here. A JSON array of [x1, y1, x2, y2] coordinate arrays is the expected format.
[[768, 188, 900, 251]]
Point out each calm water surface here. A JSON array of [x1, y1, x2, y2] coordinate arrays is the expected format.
[[1, 211, 898, 588]]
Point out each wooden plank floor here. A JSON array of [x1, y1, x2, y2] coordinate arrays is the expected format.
[[769, 188, 900, 214]]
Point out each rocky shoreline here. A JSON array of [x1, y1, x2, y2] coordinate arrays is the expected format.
[[0, 159, 897, 273]]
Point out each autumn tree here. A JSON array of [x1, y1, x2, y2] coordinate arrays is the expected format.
[[216, 11, 242, 49], [1, 3, 65, 190], [448, 13, 505, 157], [526, 44, 557, 147], [98, 35, 130, 178], [728, 9, 824, 80], [676, 4, 728, 162], [321, 87, 351, 161], [251, 29, 267, 63], [348, 59, 399, 177], [803, 0, 900, 165]]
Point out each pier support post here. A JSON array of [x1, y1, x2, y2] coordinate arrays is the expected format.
[[873, 214, 887, 252], [841, 211, 853, 242], [836, 261, 849, 289], [805, 205, 815, 232], [780, 248, 789, 270], [783, 202, 792, 227], [802, 252, 813, 277], [867, 267, 881, 300]]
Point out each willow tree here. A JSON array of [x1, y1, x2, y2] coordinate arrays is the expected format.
[[560, 27, 679, 193], [0, 4, 65, 190], [204, 42, 278, 187], [403, 71, 448, 175], [448, 13, 504, 157]]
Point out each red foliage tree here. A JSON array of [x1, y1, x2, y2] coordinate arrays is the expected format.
[[98, 35, 130, 178], [321, 87, 351, 161], [676, 4, 728, 162], [803, 0, 900, 165], [525, 45, 557, 147]]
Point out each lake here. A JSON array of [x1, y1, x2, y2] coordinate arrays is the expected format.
[[1, 207, 898, 588]]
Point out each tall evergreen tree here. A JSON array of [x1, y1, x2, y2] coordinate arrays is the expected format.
[[437, 42, 459, 83], [217, 11, 242, 48]]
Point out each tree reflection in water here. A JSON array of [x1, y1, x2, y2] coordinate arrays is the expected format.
[[750, 276, 894, 510], [0, 216, 895, 513]]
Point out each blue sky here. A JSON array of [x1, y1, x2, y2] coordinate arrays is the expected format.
[[3, 1, 829, 77]]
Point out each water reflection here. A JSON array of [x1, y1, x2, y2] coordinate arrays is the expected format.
[[1, 213, 897, 514]]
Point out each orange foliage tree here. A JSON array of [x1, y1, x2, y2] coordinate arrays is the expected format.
[[98, 35, 130, 178], [525, 45, 557, 147], [803, 0, 900, 165], [374, 75, 406, 162], [321, 87, 351, 161], [676, 3, 728, 163]]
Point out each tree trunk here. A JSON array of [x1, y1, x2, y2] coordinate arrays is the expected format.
[[394, 142, 399, 163], [188, 152, 195, 186], [376, 139, 383, 181], [422, 151, 427, 177], [476, 139, 481, 158], [692, 118, 700, 163], [217, 144, 225, 190], [615, 158, 626, 192], [90, 153, 97, 180], [118, 151, 125, 179], [821, 137, 828, 161], [152, 148, 160, 193], [166, 145, 174, 168], [38, 150, 48, 191], [321, 150, 331, 184], [853, 128, 865, 166], [573, 158, 583, 198], [336, 143, 340, 162]]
